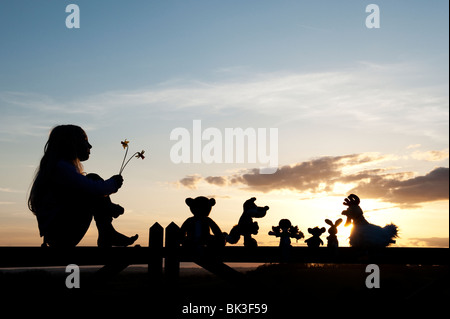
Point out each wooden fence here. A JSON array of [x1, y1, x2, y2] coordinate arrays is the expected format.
[[0, 222, 448, 280]]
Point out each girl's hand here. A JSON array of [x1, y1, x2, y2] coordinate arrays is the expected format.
[[112, 175, 124, 188]]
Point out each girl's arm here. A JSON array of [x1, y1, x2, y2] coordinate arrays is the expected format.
[[56, 160, 120, 196]]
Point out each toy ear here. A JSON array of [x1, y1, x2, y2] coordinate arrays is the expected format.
[[209, 198, 216, 206], [308, 228, 313, 233], [335, 218, 343, 226], [321, 227, 326, 233], [325, 219, 333, 226], [250, 197, 256, 202], [185, 198, 194, 207]]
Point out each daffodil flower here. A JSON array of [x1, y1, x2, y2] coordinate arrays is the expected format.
[[119, 140, 145, 174], [121, 139, 129, 149], [136, 150, 145, 160]]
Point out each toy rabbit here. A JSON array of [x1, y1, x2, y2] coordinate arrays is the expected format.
[[325, 218, 343, 248]]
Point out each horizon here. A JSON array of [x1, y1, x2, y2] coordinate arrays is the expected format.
[[0, 1, 448, 248]]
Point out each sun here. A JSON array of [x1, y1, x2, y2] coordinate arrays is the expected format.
[[337, 223, 352, 247], [299, 195, 354, 246]]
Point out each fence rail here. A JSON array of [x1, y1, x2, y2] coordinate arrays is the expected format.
[[0, 222, 448, 279], [0, 246, 447, 267]]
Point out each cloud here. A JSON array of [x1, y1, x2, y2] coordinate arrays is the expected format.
[[204, 176, 228, 186], [407, 237, 449, 248], [178, 174, 202, 189], [1, 62, 448, 143], [351, 167, 449, 205], [0, 187, 23, 193], [178, 153, 449, 206], [228, 154, 372, 193], [411, 148, 449, 162], [214, 153, 392, 193]]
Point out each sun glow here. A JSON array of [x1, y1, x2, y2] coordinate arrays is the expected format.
[[337, 223, 353, 247]]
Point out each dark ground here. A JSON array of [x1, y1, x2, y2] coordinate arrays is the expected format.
[[1, 263, 448, 317]]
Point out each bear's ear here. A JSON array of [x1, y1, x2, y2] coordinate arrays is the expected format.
[[308, 228, 313, 233], [321, 227, 326, 233], [209, 198, 216, 206], [185, 198, 194, 207]]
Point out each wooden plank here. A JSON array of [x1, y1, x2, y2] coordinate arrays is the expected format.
[[194, 257, 245, 281], [0, 246, 448, 268], [164, 222, 181, 282], [148, 222, 164, 281], [211, 247, 449, 265], [0, 246, 148, 268]]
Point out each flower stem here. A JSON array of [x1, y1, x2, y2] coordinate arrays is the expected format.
[[120, 152, 139, 175], [119, 146, 129, 174]]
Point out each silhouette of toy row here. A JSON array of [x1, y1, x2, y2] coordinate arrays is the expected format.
[[180, 194, 399, 250], [268, 218, 343, 248], [180, 197, 267, 250]]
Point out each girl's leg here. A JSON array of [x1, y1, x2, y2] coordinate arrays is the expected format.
[[86, 174, 138, 247], [95, 214, 138, 247], [44, 209, 92, 248]]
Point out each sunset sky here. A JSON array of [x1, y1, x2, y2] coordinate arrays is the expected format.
[[0, 0, 448, 248]]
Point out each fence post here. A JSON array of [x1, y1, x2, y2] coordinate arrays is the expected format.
[[165, 222, 181, 283], [148, 222, 163, 283]]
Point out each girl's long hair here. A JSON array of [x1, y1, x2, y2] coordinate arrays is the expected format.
[[28, 125, 85, 214]]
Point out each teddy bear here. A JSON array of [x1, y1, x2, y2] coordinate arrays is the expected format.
[[268, 219, 304, 247], [325, 218, 343, 249], [180, 196, 225, 250], [225, 197, 269, 248], [304, 226, 326, 248]]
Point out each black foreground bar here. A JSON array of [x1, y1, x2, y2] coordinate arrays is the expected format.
[[0, 246, 448, 268]]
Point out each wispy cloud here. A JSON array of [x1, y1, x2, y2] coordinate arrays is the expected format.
[[1, 62, 448, 143], [178, 174, 202, 189], [0, 187, 23, 193], [93, 62, 448, 129], [411, 148, 449, 162], [407, 237, 449, 248]]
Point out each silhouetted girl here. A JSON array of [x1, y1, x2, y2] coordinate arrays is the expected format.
[[28, 125, 138, 247]]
